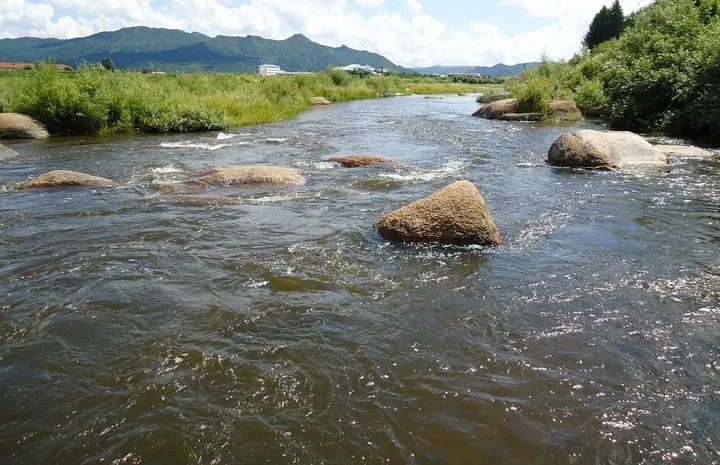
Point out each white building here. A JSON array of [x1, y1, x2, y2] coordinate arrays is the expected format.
[[259, 64, 284, 76], [335, 64, 377, 73]]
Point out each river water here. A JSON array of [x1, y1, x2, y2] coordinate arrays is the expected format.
[[1, 95, 719, 465]]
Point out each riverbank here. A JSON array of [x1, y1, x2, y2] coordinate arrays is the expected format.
[[0, 65, 496, 136]]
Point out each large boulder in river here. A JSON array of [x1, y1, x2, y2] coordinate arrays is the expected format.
[[375, 180, 501, 246], [197, 165, 305, 186], [330, 155, 393, 167], [310, 97, 331, 106], [19, 170, 116, 190], [548, 130, 666, 169], [472, 98, 582, 122], [0, 113, 49, 139]]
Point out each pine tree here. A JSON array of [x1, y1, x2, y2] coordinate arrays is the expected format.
[[584, 1, 626, 49], [609, 0, 625, 37]]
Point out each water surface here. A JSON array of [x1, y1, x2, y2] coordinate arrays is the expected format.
[[1, 95, 719, 464]]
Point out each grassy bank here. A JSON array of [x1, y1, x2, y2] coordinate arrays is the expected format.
[[506, 0, 720, 143], [0, 65, 496, 135]]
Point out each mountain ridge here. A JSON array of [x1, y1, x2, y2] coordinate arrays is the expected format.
[[412, 63, 539, 77], [0, 26, 400, 73]]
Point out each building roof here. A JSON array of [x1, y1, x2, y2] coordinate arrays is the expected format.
[[0, 61, 71, 71]]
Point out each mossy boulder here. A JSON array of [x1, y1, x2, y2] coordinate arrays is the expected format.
[[330, 155, 393, 167], [197, 165, 305, 186], [0, 113, 49, 139], [374, 180, 501, 246], [19, 170, 116, 189], [473, 99, 582, 122]]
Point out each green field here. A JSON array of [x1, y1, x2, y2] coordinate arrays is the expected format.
[[0, 65, 499, 135]]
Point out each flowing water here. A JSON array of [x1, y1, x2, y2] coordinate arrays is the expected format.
[[1, 95, 719, 465]]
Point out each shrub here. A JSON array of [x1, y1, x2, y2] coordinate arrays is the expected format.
[[574, 79, 607, 113], [327, 69, 352, 86]]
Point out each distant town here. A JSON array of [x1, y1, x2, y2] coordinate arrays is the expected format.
[[258, 63, 388, 76]]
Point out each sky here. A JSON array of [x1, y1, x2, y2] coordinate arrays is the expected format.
[[0, 0, 654, 67]]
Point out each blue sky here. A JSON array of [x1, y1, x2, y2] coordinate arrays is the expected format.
[[0, 0, 653, 67]]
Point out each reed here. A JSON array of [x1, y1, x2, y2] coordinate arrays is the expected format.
[[0, 65, 498, 135]]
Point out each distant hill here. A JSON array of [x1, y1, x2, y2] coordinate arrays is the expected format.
[[0, 27, 400, 73], [412, 63, 539, 77]]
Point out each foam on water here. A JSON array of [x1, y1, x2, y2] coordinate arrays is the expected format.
[[159, 141, 230, 151]]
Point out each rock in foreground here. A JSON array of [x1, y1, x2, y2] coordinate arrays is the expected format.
[[19, 170, 116, 190], [375, 180, 501, 246], [330, 155, 392, 167], [548, 130, 667, 169], [0, 113, 49, 139], [472, 99, 582, 122], [197, 165, 305, 186], [310, 97, 331, 105]]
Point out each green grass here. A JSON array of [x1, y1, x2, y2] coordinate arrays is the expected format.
[[0, 65, 497, 135]]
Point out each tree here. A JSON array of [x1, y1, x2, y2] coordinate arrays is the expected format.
[[100, 57, 116, 72], [584, 1, 625, 49]]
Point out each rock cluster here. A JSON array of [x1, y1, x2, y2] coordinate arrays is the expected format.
[[472, 98, 582, 122]]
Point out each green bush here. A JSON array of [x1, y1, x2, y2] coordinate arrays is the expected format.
[[574, 79, 607, 113], [326, 69, 352, 86], [0, 66, 488, 135], [508, 73, 552, 113]]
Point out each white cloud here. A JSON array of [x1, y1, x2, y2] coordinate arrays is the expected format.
[[0, 0, 656, 67]]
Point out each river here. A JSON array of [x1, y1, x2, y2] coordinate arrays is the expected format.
[[1, 95, 719, 464]]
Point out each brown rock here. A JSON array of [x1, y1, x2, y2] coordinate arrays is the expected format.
[[374, 180, 501, 246], [473, 98, 519, 119], [310, 97, 331, 105], [548, 130, 666, 169], [196, 165, 305, 186], [0, 113, 49, 139], [330, 155, 392, 167], [19, 170, 116, 189], [547, 100, 583, 122]]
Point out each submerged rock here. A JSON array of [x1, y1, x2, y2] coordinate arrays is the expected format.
[[310, 97, 331, 106], [548, 130, 666, 169], [473, 98, 582, 122], [424, 96, 444, 100], [19, 170, 116, 189], [162, 194, 244, 206], [375, 180, 501, 246], [0, 143, 17, 161], [197, 165, 305, 186], [654, 144, 716, 158], [330, 155, 393, 167], [0, 113, 49, 139]]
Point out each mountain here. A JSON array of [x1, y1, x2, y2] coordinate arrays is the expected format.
[[0, 27, 400, 73], [412, 63, 539, 77]]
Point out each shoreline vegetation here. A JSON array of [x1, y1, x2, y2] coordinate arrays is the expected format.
[[0, 65, 496, 136], [504, 0, 720, 144]]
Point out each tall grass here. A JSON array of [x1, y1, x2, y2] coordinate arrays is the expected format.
[[0, 65, 492, 135]]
